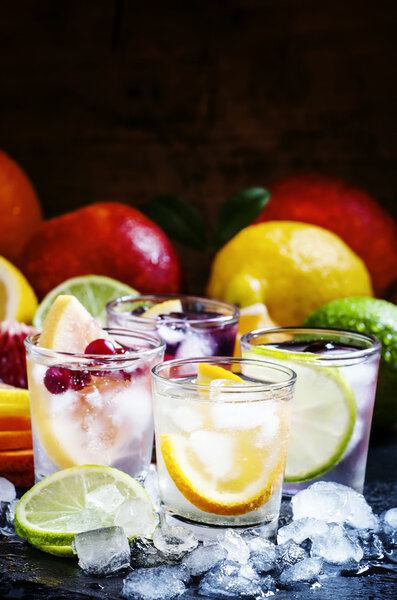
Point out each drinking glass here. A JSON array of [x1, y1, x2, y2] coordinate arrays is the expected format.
[[241, 327, 381, 494], [25, 329, 165, 482], [106, 294, 239, 361], [151, 356, 296, 538]]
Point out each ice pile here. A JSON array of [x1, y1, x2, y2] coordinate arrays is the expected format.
[[2, 474, 397, 597], [121, 481, 397, 599]]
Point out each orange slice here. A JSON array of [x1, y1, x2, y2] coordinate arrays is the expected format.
[[39, 294, 109, 352], [145, 299, 182, 318], [0, 430, 32, 451], [234, 303, 279, 357]]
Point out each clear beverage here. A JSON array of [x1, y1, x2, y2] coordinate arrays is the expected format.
[[25, 329, 165, 482], [151, 357, 296, 538], [106, 295, 239, 361], [241, 328, 381, 494]]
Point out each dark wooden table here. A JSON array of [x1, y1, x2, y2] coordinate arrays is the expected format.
[[1, 429, 396, 599]]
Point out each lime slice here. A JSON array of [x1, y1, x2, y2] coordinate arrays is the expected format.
[[14, 465, 158, 555], [33, 275, 138, 328], [244, 348, 356, 482]]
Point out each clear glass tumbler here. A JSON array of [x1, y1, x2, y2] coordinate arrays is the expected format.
[[151, 356, 296, 538], [25, 329, 165, 482], [241, 327, 381, 494], [106, 294, 239, 361]]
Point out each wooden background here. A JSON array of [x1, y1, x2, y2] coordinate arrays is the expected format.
[[0, 0, 396, 291]]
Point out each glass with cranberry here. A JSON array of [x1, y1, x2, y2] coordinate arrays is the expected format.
[[106, 295, 239, 361], [25, 329, 165, 482]]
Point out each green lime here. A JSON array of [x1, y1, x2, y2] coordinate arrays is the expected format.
[[244, 348, 356, 482], [33, 275, 138, 328], [14, 465, 158, 556], [304, 297, 397, 428]]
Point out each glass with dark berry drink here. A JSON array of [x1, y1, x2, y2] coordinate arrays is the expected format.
[[25, 296, 165, 483], [241, 327, 381, 494], [106, 295, 239, 361]]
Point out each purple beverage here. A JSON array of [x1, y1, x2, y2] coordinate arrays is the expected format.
[[241, 328, 381, 494], [106, 295, 239, 361]]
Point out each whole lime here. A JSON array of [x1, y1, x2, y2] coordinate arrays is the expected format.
[[303, 297, 397, 428]]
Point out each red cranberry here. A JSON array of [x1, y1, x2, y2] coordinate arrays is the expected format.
[[116, 346, 128, 355], [85, 339, 117, 355], [44, 367, 71, 394], [70, 370, 92, 390]]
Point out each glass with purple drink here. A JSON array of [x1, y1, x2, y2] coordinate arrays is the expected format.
[[106, 295, 239, 361], [241, 327, 381, 494]]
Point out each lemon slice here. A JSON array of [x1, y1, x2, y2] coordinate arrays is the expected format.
[[160, 432, 287, 516], [33, 275, 138, 328], [244, 347, 356, 482], [196, 363, 244, 385], [0, 256, 38, 323], [0, 384, 30, 417], [14, 465, 157, 555], [160, 362, 288, 516], [39, 294, 109, 352], [144, 299, 182, 318]]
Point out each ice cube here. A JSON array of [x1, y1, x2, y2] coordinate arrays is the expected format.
[[379, 508, 397, 548], [171, 404, 204, 433], [210, 398, 278, 432], [346, 528, 384, 560], [175, 331, 214, 360], [0, 477, 16, 503], [198, 560, 265, 599], [158, 322, 187, 346], [217, 529, 250, 564], [0, 499, 18, 536], [310, 522, 363, 565], [115, 499, 159, 539], [245, 535, 277, 561], [277, 540, 308, 569], [144, 466, 161, 512], [292, 482, 378, 530], [277, 517, 329, 545], [130, 538, 170, 568], [182, 543, 226, 576], [249, 551, 276, 575], [153, 524, 198, 559], [72, 526, 130, 575], [190, 430, 234, 479], [279, 557, 323, 588], [122, 565, 187, 600]]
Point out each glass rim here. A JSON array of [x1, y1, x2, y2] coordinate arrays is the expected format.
[[25, 327, 165, 364], [106, 293, 240, 326], [241, 326, 382, 361], [151, 355, 297, 396]]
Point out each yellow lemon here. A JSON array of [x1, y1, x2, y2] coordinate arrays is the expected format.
[[145, 299, 182, 318], [206, 221, 373, 326], [0, 256, 37, 323]]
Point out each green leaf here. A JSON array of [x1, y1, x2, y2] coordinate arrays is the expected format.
[[213, 187, 270, 249], [143, 195, 209, 252]]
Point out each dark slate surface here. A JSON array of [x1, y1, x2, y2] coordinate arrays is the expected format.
[[1, 429, 396, 599]]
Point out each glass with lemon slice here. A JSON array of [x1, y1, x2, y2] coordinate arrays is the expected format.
[[241, 328, 381, 494], [106, 294, 239, 361], [151, 357, 296, 538], [25, 328, 165, 483]]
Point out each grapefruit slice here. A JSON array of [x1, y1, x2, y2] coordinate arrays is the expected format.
[[38, 294, 109, 352]]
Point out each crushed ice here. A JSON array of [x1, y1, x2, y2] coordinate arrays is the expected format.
[[2, 474, 397, 598]]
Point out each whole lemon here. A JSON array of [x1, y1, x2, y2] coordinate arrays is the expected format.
[[206, 221, 373, 325]]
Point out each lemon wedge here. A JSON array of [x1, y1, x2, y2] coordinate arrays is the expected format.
[[196, 363, 244, 385], [144, 299, 182, 318], [0, 256, 38, 322]]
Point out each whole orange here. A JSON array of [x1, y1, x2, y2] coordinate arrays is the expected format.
[[0, 151, 43, 265]]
